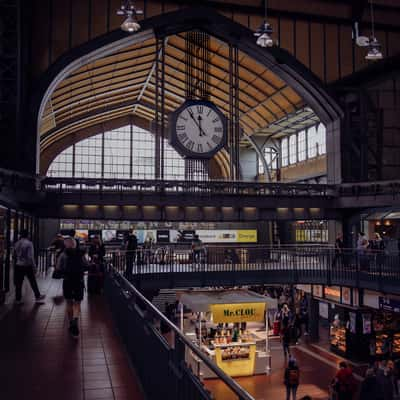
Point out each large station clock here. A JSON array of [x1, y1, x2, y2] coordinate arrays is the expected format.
[[169, 100, 227, 159]]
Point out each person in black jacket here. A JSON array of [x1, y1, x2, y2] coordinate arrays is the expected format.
[[88, 235, 106, 262], [56, 237, 87, 338], [124, 232, 138, 276], [359, 369, 384, 400]]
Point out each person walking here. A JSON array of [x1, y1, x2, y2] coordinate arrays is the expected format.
[[333, 233, 344, 268], [284, 358, 300, 400], [13, 229, 45, 305], [56, 237, 87, 338], [331, 361, 357, 400], [88, 235, 106, 262], [124, 232, 138, 276], [359, 369, 383, 400], [357, 232, 369, 271], [282, 326, 292, 358]]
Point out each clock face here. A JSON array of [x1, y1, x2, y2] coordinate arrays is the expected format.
[[170, 100, 227, 159]]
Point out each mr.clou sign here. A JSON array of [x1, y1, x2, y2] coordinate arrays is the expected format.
[[211, 303, 266, 323]]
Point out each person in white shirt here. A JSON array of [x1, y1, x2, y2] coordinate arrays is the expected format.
[[13, 229, 45, 304]]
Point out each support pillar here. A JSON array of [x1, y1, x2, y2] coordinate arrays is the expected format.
[[308, 295, 319, 342]]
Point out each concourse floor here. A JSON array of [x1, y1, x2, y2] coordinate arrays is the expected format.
[[0, 275, 145, 400], [205, 338, 359, 400]]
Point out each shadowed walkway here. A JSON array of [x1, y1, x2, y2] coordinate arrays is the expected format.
[[0, 276, 145, 400]]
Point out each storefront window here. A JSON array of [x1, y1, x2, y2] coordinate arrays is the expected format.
[[294, 220, 328, 243]]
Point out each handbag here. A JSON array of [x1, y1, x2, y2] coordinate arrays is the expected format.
[[52, 269, 64, 279]]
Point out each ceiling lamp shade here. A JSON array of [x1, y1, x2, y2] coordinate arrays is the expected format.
[[117, 1, 143, 34], [365, 37, 383, 61], [121, 16, 141, 33], [254, 22, 274, 48]]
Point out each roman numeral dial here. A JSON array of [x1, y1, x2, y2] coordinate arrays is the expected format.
[[171, 101, 227, 158]]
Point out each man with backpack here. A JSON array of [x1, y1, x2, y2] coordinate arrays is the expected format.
[[284, 357, 300, 400]]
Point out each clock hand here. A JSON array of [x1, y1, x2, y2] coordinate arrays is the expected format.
[[187, 109, 207, 137], [197, 115, 207, 137]]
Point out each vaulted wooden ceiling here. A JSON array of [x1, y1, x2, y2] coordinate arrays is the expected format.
[[39, 32, 306, 153]]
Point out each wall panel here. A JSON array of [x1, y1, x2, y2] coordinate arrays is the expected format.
[[310, 22, 324, 82], [388, 32, 400, 56], [325, 24, 339, 83], [31, 0, 50, 77], [339, 25, 353, 78], [91, 0, 108, 39], [295, 20, 310, 69], [108, 0, 123, 32], [71, 0, 89, 48], [280, 18, 294, 56], [52, 0, 70, 62]]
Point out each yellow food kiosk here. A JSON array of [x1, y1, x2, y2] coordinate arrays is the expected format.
[[178, 289, 277, 378]]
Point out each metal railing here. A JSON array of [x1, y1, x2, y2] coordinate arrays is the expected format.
[[105, 268, 256, 400], [107, 246, 400, 294], [42, 177, 400, 198], [42, 177, 336, 197]]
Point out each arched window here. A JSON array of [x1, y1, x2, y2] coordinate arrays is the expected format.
[[47, 125, 186, 180]]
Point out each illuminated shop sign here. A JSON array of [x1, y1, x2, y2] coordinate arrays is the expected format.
[[324, 286, 341, 302], [211, 303, 266, 323]]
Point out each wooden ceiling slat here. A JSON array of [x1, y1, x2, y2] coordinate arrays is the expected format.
[[55, 93, 140, 124], [52, 85, 143, 120], [52, 61, 154, 100], [52, 74, 148, 109], [64, 40, 156, 77], [57, 50, 156, 90]]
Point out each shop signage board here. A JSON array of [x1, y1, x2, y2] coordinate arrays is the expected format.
[[313, 285, 323, 298], [211, 303, 266, 323], [379, 297, 400, 313], [324, 286, 341, 302], [342, 288, 352, 305]]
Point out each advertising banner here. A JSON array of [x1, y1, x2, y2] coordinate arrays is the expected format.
[[211, 303, 266, 323], [236, 230, 258, 243], [157, 230, 170, 243]]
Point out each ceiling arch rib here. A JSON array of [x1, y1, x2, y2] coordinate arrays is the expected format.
[[40, 32, 306, 154]]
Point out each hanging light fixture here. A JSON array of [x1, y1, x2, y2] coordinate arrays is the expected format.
[[254, 0, 274, 48], [354, 0, 383, 61], [117, 1, 143, 33]]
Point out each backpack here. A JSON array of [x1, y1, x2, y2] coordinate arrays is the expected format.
[[288, 368, 299, 386]]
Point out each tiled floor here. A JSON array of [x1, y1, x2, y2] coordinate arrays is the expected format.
[[0, 275, 145, 400], [205, 337, 359, 400]]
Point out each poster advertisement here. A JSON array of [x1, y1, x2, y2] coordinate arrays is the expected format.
[[362, 313, 372, 334], [102, 230, 117, 243], [157, 230, 170, 243], [75, 229, 88, 242], [349, 312, 356, 334], [318, 302, 329, 319], [342, 287, 352, 305]]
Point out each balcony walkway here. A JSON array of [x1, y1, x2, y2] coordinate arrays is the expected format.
[[0, 275, 145, 400]]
